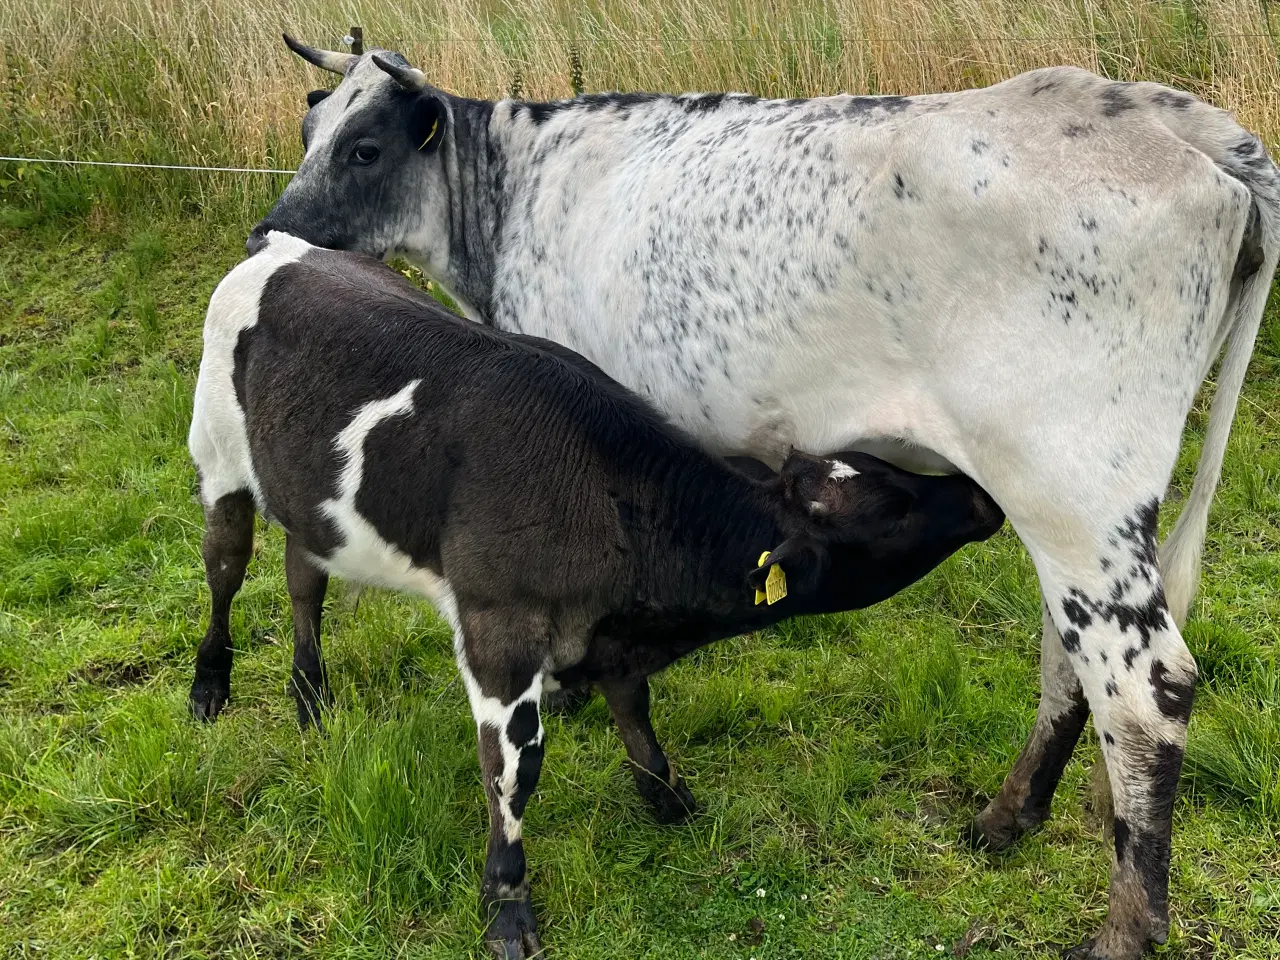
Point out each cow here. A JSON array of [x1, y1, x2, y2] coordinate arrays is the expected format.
[[246, 38, 1280, 958], [188, 232, 1006, 958]]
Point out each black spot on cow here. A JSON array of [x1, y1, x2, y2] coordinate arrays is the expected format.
[[1149, 660, 1196, 723], [1104, 731, 1115, 745], [1031, 78, 1061, 96], [1150, 741, 1185, 821], [509, 741, 545, 820], [1100, 84, 1137, 118], [1123, 646, 1141, 669], [893, 173, 907, 199], [1062, 593, 1093, 629], [1151, 90, 1193, 110], [507, 700, 541, 747], [1113, 816, 1131, 862], [1063, 122, 1094, 138], [1061, 628, 1081, 653], [970, 139, 989, 155], [846, 95, 911, 118], [1105, 678, 1118, 697]]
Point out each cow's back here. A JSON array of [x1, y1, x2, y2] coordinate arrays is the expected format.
[[486, 67, 1259, 470]]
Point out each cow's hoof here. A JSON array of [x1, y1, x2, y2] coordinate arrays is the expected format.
[[484, 894, 542, 959], [1062, 938, 1103, 960], [1061, 926, 1156, 960], [961, 803, 1025, 853], [637, 772, 698, 824], [542, 685, 592, 716], [189, 678, 229, 723]]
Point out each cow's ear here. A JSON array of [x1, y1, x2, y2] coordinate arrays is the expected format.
[[746, 534, 827, 598], [306, 89, 331, 108], [408, 94, 447, 153]]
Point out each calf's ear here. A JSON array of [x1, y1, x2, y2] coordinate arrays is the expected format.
[[746, 534, 827, 597], [306, 89, 331, 108], [408, 94, 447, 153]]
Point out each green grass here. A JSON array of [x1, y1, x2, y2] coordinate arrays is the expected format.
[[1, 205, 1279, 960]]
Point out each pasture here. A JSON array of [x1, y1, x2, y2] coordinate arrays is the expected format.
[[2, 1, 1280, 957]]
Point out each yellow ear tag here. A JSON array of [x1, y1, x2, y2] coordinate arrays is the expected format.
[[419, 118, 438, 151], [754, 551, 787, 606]]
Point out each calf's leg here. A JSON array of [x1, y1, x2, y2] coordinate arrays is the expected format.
[[453, 611, 547, 960], [285, 534, 330, 729], [190, 490, 255, 721], [964, 598, 1089, 851], [598, 675, 697, 823]]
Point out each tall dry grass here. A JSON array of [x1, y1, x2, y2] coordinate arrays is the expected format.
[[2, 0, 1279, 221]]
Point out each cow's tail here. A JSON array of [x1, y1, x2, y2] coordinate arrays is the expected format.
[[1160, 130, 1280, 627]]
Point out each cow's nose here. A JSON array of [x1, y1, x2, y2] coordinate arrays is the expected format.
[[245, 225, 269, 256]]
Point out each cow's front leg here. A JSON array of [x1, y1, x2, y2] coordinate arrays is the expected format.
[[599, 675, 697, 823], [454, 619, 546, 960], [964, 598, 1090, 851]]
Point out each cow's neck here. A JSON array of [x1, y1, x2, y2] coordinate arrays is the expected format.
[[623, 452, 800, 623], [436, 96, 504, 323]]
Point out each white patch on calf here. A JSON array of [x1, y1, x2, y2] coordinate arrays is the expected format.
[[454, 623, 545, 844], [313, 379, 457, 601], [828, 460, 859, 480], [188, 232, 312, 508]]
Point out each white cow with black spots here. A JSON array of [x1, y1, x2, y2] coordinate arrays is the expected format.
[[249, 37, 1280, 959]]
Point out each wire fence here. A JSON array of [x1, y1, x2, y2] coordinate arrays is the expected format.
[[4, 22, 1276, 180]]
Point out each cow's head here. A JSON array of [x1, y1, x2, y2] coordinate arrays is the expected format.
[[247, 36, 452, 266]]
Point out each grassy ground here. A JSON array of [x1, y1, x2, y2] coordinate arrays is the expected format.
[[3, 1, 1280, 956], [1, 207, 1278, 959]]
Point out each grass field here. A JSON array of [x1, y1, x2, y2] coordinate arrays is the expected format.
[[3, 2, 1280, 958]]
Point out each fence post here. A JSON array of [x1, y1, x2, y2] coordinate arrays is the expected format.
[[349, 26, 363, 56]]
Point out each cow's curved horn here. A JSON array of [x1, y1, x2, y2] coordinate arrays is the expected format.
[[283, 33, 357, 75], [373, 54, 428, 91]]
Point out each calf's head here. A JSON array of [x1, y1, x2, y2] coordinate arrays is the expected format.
[[247, 37, 453, 266], [748, 451, 1005, 613]]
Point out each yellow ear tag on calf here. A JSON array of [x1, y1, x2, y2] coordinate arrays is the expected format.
[[754, 551, 788, 606]]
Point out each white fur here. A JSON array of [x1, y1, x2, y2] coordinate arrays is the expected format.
[[828, 460, 858, 480], [188, 232, 311, 507]]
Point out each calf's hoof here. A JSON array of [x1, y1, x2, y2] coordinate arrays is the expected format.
[[290, 683, 331, 732], [189, 677, 230, 723], [637, 771, 698, 824], [484, 892, 542, 959]]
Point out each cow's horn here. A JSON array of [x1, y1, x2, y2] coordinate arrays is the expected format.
[[373, 54, 428, 91], [283, 33, 357, 75]]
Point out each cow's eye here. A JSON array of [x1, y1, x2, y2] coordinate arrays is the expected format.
[[352, 141, 381, 165]]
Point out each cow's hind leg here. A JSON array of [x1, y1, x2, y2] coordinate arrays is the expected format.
[[1036, 499, 1196, 960], [190, 490, 255, 721], [454, 610, 548, 960], [599, 675, 697, 823], [285, 534, 331, 729], [964, 598, 1089, 851]]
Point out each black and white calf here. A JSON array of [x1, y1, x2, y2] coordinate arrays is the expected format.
[[251, 40, 1280, 957], [188, 234, 1003, 958]]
